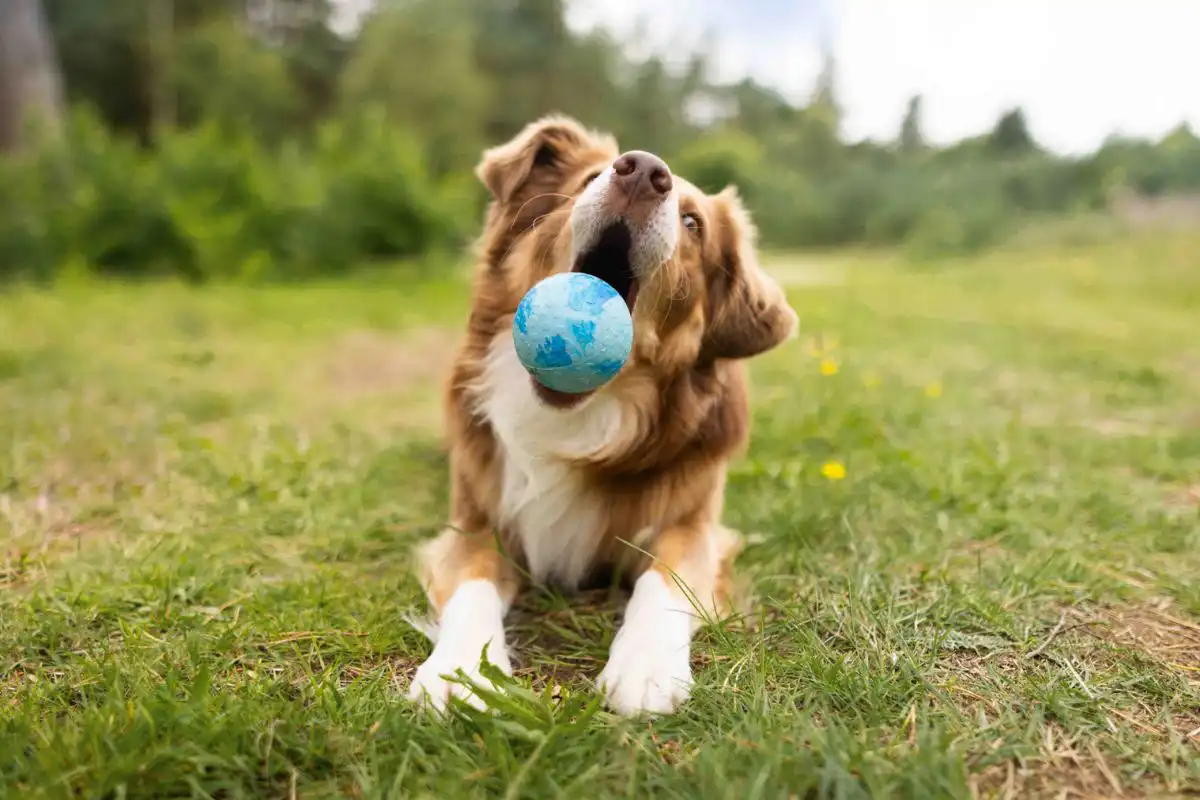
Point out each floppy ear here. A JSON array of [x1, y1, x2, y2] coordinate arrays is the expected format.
[[475, 115, 613, 203], [701, 187, 799, 362]]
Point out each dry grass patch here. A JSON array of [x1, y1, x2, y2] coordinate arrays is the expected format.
[[324, 327, 458, 398], [1073, 601, 1200, 680], [967, 735, 1173, 800]]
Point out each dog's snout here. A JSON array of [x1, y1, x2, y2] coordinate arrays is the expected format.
[[578, 148, 679, 264], [612, 151, 673, 199]]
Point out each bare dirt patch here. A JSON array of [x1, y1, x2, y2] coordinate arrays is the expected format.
[[1074, 601, 1200, 677], [935, 602, 1200, 797], [967, 735, 1176, 800], [504, 588, 620, 688], [1112, 190, 1200, 232], [1163, 484, 1200, 513], [1020, 603, 1200, 738], [1, 492, 124, 589], [325, 327, 459, 397], [294, 326, 462, 434]]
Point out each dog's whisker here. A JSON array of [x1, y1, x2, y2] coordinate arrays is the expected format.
[[497, 207, 571, 268], [508, 193, 574, 232]]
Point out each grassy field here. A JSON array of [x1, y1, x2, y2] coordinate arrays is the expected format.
[[2, 231, 1198, 799]]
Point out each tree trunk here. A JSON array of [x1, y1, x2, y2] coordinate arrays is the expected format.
[[147, 0, 176, 134], [0, 0, 65, 152]]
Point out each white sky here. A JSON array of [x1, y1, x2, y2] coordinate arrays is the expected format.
[[831, 0, 1200, 154], [333, 0, 1200, 155]]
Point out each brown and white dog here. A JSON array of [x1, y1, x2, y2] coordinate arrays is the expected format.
[[407, 115, 798, 716]]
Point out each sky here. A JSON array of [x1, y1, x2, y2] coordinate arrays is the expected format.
[[333, 0, 1200, 156]]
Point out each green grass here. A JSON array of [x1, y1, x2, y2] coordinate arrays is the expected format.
[[2, 232, 1199, 799]]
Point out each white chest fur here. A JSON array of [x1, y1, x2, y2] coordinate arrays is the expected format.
[[476, 336, 627, 588]]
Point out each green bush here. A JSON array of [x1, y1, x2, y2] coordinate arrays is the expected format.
[[903, 204, 1010, 262], [6, 96, 1199, 285], [735, 154, 1091, 259], [309, 109, 473, 269], [0, 111, 179, 282], [0, 108, 469, 283]]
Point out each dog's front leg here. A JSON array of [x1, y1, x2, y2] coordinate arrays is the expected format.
[[597, 523, 741, 716], [407, 526, 519, 712]]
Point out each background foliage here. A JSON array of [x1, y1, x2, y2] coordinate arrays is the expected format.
[[4, 0, 1200, 282]]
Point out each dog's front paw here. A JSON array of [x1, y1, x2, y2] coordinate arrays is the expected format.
[[407, 640, 512, 713], [597, 628, 693, 716]]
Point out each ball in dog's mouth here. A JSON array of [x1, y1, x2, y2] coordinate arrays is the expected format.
[[529, 223, 638, 409]]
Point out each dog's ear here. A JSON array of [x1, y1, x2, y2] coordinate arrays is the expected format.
[[701, 187, 799, 362], [475, 115, 613, 203]]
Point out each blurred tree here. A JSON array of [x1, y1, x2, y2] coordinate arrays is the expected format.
[[1160, 122, 1199, 153], [340, 1, 487, 176], [43, 0, 336, 140], [728, 79, 793, 138], [14, 0, 1200, 277], [0, 0, 65, 150], [792, 50, 844, 179], [898, 94, 925, 154], [619, 57, 688, 156], [469, 0, 574, 140], [552, 28, 628, 136], [44, 0, 216, 139], [243, 0, 344, 124], [988, 108, 1037, 157], [280, 14, 347, 126], [171, 19, 302, 141], [243, 0, 333, 42], [809, 46, 841, 134]]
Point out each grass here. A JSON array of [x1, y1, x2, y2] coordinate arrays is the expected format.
[[2, 230, 1199, 799]]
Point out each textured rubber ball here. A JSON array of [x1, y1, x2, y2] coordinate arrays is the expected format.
[[512, 272, 633, 394]]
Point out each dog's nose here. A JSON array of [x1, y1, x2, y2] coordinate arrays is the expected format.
[[611, 151, 672, 199]]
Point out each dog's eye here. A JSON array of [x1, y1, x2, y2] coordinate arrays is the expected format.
[[682, 213, 701, 234]]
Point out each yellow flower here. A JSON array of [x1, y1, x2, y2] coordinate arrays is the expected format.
[[924, 381, 943, 399], [821, 461, 846, 481], [819, 358, 839, 376]]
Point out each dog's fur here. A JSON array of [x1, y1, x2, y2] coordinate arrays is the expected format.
[[407, 115, 798, 716]]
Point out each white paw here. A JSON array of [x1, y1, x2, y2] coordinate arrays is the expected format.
[[405, 579, 512, 713], [407, 639, 512, 712], [598, 634, 692, 716], [597, 571, 695, 716]]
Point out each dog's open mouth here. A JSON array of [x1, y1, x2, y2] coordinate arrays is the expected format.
[[571, 222, 638, 311], [531, 223, 636, 410]]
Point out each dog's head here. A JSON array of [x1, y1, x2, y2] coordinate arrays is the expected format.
[[476, 115, 798, 406]]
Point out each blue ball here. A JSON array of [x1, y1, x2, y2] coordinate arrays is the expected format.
[[512, 272, 633, 394]]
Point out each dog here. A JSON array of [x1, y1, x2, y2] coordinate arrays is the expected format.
[[406, 115, 798, 716]]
